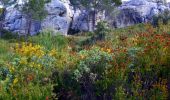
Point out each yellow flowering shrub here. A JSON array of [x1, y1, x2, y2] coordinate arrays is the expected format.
[[14, 43, 45, 58]]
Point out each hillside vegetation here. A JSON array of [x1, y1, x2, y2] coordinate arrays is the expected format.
[[0, 22, 170, 99]]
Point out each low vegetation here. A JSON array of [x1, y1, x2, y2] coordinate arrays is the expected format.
[[0, 22, 170, 99]]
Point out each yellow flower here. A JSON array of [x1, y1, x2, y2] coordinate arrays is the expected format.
[[107, 49, 111, 53], [49, 49, 57, 56], [130, 37, 138, 45], [37, 64, 42, 69], [19, 58, 27, 65], [29, 62, 35, 68], [9, 67, 15, 73], [80, 55, 85, 59], [13, 78, 18, 84], [14, 42, 45, 58], [6, 64, 15, 72]]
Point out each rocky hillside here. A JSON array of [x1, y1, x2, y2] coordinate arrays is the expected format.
[[1, 0, 170, 35]]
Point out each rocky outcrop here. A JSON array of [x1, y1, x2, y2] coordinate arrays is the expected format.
[[3, 7, 41, 35], [1, 0, 170, 35], [2, 0, 74, 35], [42, 0, 73, 35], [70, 9, 105, 33], [108, 0, 170, 28], [69, 0, 170, 32]]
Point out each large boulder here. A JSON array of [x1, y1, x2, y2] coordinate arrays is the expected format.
[[3, 0, 74, 35], [42, 0, 73, 35], [3, 6, 41, 35], [69, 0, 170, 32], [69, 10, 106, 34], [112, 0, 170, 28]]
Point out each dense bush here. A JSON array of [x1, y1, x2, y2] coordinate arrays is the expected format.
[[95, 21, 110, 40], [78, 21, 111, 48], [0, 43, 54, 99]]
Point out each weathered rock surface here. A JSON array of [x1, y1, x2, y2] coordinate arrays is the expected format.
[[1, 0, 170, 35], [2, 0, 73, 35], [112, 0, 169, 28], [69, 0, 170, 32], [42, 0, 73, 35], [4, 6, 41, 35]]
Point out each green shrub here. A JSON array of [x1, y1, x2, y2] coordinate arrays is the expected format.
[[95, 21, 110, 40], [29, 31, 68, 50], [152, 9, 170, 27], [53, 47, 118, 99], [0, 30, 18, 40]]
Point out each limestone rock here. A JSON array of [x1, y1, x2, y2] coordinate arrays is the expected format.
[[3, 0, 73, 35], [112, 0, 170, 28], [42, 0, 73, 35], [1, 0, 170, 35]]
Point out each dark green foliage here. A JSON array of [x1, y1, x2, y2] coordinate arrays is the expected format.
[[70, 0, 122, 31], [152, 9, 170, 27], [77, 21, 110, 47], [21, 0, 50, 35], [95, 21, 110, 40], [0, 29, 18, 40], [22, 0, 48, 21], [53, 47, 116, 100], [70, 0, 121, 10]]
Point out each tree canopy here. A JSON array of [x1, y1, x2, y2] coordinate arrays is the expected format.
[[70, 0, 122, 11], [70, 0, 122, 31]]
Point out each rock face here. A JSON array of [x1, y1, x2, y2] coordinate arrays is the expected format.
[[42, 0, 73, 35], [69, 0, 170, 32], [3, 0, 74, 35], [109, 0, 170, 28], [4, 7, 41, 35], [70, 10, 105, 33], [1, 0, 170, 35]]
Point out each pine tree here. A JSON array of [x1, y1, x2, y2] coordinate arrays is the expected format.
[[70, 0, 122, 31], [21, 0, 50, 35]]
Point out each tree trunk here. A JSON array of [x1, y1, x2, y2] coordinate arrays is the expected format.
[[23, 16, 32, 41], [27, 19, 32, 35], [92, 10, 96, 31], [88, 9, 96, 32], [0, 8, 6, 37], [25, 15, 31, 34]]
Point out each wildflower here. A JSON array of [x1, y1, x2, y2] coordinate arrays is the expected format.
[[101, 48, 104, 51], [19, 57, 27, 65], [13, 78, 18, 84], [130, 37, 138, 45], [80, 55, 85, 59], [14, 42, 45, 58], [9, 67, 15, 73], [49, 49, 57, 56], [27, 74, 34, 82], [29, 62, 35, 68], [37, 64, 42, 69], [6, 63, 15, 72], [107, 48, 111, 53], [46, 96, 49, 100]]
